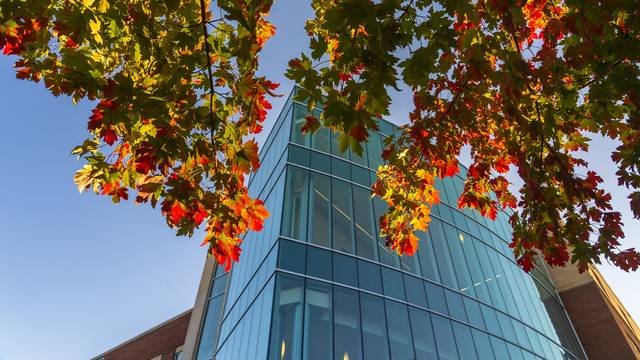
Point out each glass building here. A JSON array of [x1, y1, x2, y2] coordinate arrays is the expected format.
[[183, 87, 588, 360]]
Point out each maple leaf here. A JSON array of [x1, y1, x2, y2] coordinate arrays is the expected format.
[[169, 202, 187, 224]]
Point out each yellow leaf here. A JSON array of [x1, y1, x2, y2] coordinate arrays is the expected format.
[[98, 0, 109, 12], [89, 19, 101, 34]]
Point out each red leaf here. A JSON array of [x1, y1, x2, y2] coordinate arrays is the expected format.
[[103, 128, 117, 145], [193, 206, 207, 225], [170, 202, 187, 223]]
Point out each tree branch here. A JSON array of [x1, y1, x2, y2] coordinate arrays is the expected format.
[[199, 0, 219, 161]]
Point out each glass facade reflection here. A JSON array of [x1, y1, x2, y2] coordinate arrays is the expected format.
[[191, 87, 587, 360]]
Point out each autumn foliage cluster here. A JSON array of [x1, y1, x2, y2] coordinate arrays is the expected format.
[[1, 0, 639, 272]]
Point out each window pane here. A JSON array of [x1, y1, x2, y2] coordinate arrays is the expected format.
[[497, 312, 518, 343], [471, 329, 495, 360], [309, 151, 331, 173], [409, 308, 437, 360], [367, 133, 384, 170], [303, 279, 332, 360], [196, 295, 224, 360], [306, 246, 332, 281], [332, 178, 354, 253], [404, 274, 427, 308], [309, 173, 331, 247], [334, 286, 362, 360], [428, 219, 459, 289], [353, 185, 376, 260], [463, 297, 485, 330], [385, 300, 415, 360], [361, 293, 391, 360], [444, 289, 468, 322], [425, 281, 448, 315], [400, 253, 421, 276], [332, 157, 351, 180], [211, 273, 228, 298], [312, 127, 330, 153], [373, 197, 399, 267], [289, 146, 310, 167], [351, 165, 371, 187], [333, 253, 357, 287], [292, 104, 310, 146], [358, 260, 382, 293], [481, 305, 502, 337], [416, 231, 440, 283], [268, 274, 304, 360], [381, 267, 405, 301], [452, 322, 479, 360], [279, 240, 307, 274], [282, 168, 308, 241], [442, 222, 475, 297], [507, 344, 525, 360], [489, 336, 510, 359], [432, 314, 460, 360]]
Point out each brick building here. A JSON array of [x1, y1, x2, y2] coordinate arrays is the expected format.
[[91, 309, 191, 360], [547, 264, 640, 360]]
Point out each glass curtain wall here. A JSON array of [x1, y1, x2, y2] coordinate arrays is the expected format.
[[270, 99, 586, 360]]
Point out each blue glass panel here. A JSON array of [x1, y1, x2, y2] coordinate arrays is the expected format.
[[196, 295, 224, 360], [489, 336, 509, 359], [497, 312, 518, 343], [507, 344, 526, 360], [333, 253, 357, 287], [471, 328, 495, 360], [268, 274, 304, 360], [292, 104, 310, 146], [352, 165, 371, 186], [428, 218, 459, 289], [353, 185, 376, 260], [309, 151, 331, 173], [445, 289, 468, 322], [385, 300, 415, 360], [409, 308, 438, 360], [404, 274, 427, 308], [311, 127, 330, 153], [381, 267, 405, 301], [432, 314, 460, 360], [308, 172, 331, 247], [452, 322, 479, 360], [366, 133, 384, 170], [425, 281, 448, 315], [289, 146, 310, 167], [463, 297, 485, 330], [281, 168, 309, 241], [279, 240, 306, 274], [332, 178, 354, 253], [358, 260, 382, 294], [481, 305, 502, 337], [372, 197, 399, 268], [361, 293, 391, 360], [306, 246, 332, 281], [303, 279, 332, 360], [416, 231, 441, 282], [334, 286, 362, 360], [331, 157, 351, 180]]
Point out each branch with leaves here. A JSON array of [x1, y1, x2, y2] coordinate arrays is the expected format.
[[2, 0, 639, 273]]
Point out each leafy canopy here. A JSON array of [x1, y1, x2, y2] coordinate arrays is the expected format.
[[2, 0, 639, 272]]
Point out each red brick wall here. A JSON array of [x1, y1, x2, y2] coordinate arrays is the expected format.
[[559, 282, 639, 360], [96, 310, 191, 360]]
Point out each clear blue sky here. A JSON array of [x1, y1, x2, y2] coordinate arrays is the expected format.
[[0, 1, 637, 359]]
